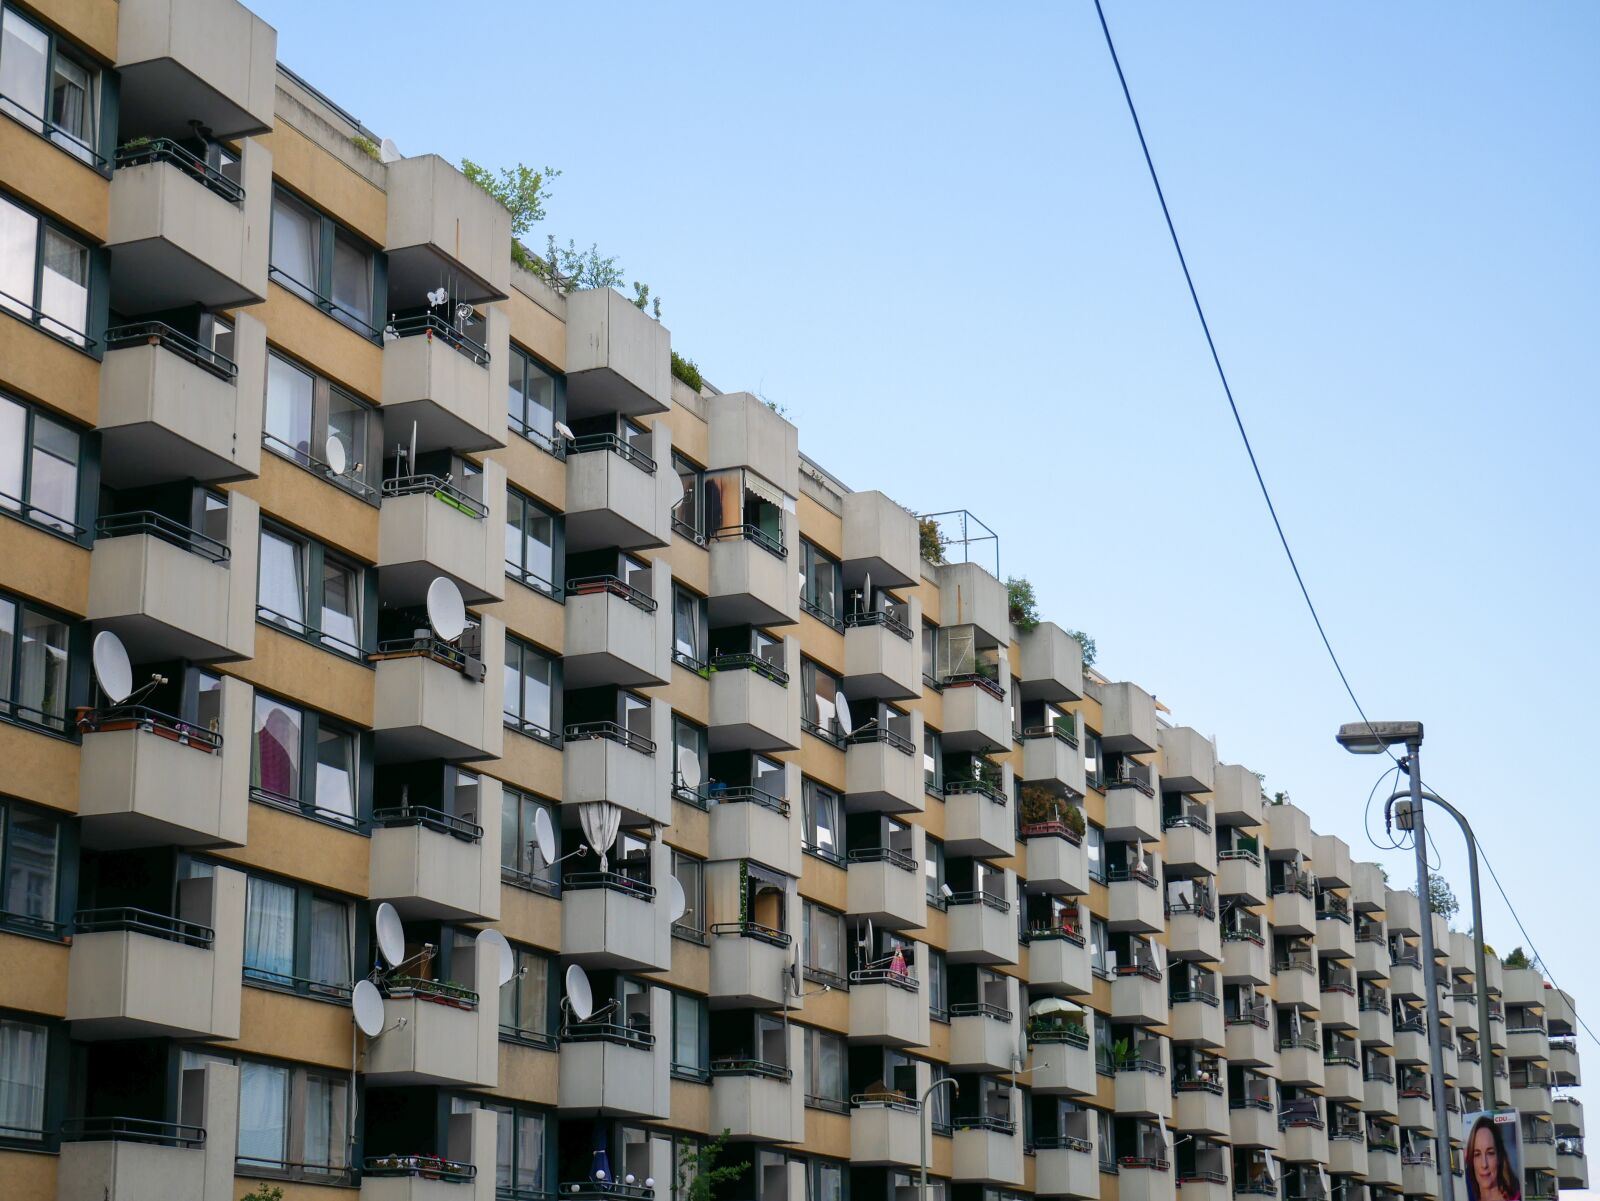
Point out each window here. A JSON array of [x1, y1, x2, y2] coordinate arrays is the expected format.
[[503, 635, 560, 743], [263, 353, 380, 499], [0, 7, 100, 162], [499, 944, 553, 1047], [803, 901, 847, 986], [502, 787, 559, 892], [0, 392, 80, 536], [672, 850, 705, 940], [924, 835, 946, 906], [238, 1059, 291, 1171], [256, 525, 368, 657], [799, 540, 841, 629], [806, 1158, 844, 1201], [802, 780, 844, 864], [1086, 821, 1106, 884], [0, 591, 73, 733], [0, 193, 92, 347], [673, 454, 704, 542], [0, 1014, 48, 1141], [1083, 729, 1103, 789], [1090, 916, 1111, 978], [508, 345, 562, 453], [673, 991, 709, 1080], [505, 488, 559, 596], [241, 870, 352, 999], [183, 1050, 349, 1181], [672, 586, 707, 671], [928, 948, 949, 1020], [801, 659, 843, 744], [929, 1062, 954, 1131], [704, 467, 787, 555], [923, 727, 944, 796], [673, 716, 708, 804], [805, 1028, 848, 1112], [269, 189, 382, 338], [451, 1096, 548, 1197], [250, 693, 366, 828]]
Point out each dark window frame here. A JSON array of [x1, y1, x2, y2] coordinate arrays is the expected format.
[[248, 688, 373, 832]]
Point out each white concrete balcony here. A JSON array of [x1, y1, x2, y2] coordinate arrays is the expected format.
[[1353, 860, 1388, 912], [565, 427, 674, 552], [57, 1062, 239, 1201], [848, 967, 928, 1047], [1401, 1155, 1440, 1199], [1269, 879, 1316, 937], [1360, 1000, 1394, 1047], [373, 619, 504, 763], [1116, 1051, 1172, 1119], [1316, 907, 1357, 961], [1228, 1097, 1281, 1148], [1108, 863, 1164, 933], [845, 719, 925, 815], [946, 888, 1019, 966], [1212, 762, 1264, 827], [847, 847, 926, 930], [709, 643, 801, 753], [951, 1115, 1024, 1186], [385, 154, 513, 306], [1278, 1038, 1326, 1089], [1394, 1022, 1430, 1064], [1031, 1027, 1096, 1096], [1356, 933, 1391, 980], [1324, 1058, 1364, 1103], [1390, 957, 1426, 1000], [709, 788, 801, 877], [709, 925, 793, 1009], [1029, 932, 1093, 997], [1112, 964, 1168, 1026], [1105, 771, 1161, 840], [562, 698, 670, 827], [1169, 991, 1225, 1048], [381, 310, 509, 458], [1554, 1095, 1583, 1133], [78, 675, 251, 850], [1116, 1160, 1176, 1201], [1173, 1082, 1229, 1137], [950, 1003, 1019, 1073], [1365, 1146, 1402, 1188], [99, 314, 265, 487], [1457, 1050, 1482, 1093], [1281, 1119, 1328, 1164], [1321, 979, 1359, 1030], [562, 568, 671, 691], [711, 1057, 803, 1142], [1023, 824, 1089, 895], [1222, 931, 1271, 985], [558, 993, 671, 1118], [1557, 1142, 1587, 1189], [943, 776, 1015, 858], [938, 561, 1011, 647], [1173, 1174, 1227, 1201], [1398, 1088, 1435, 1131], [1267, 802, 1314, 862], [89, 497, 258, 663], [1225, 1013, 1277, 1067], [1162, 811, 1217, 876], [565, 287, 672, 420], [1167, 909, 1222, 964], [1509, 1022, 1552, 1062], [1314, 833, 1353, 887], [365, 942, 499, 1088], [370, 782, 502, 922], [940, 673, 1011, 754], [1022, 725, 1087, 799], [1513, 1078, 1555, 1116], [1365, 1068, 1399, 1116], [1033, 1132, 1100, 1198], [1218, 849, 1267, 904], [1525, 1133, 1558, 1173], [360, 1109, 496, 1201], [1551, 1038, 1581, 1085], [849, 1100, 922, 1167], [1015, 621, 1084, 703], [710, 522, 801, 628], [67, 868, 244, 1040], [843, 603, 921, 702], [1328, 1132, 1368, 1177], [109, 136, 270, 311], [1100, 681, 1158, 754], [1158, 725, 1215, 794], [842, 490, 921, 589], [1386, 889, 1422, 934], [116, 0, 275, 136], [379, 463, 507, 610], [560, 853, 672, 972]]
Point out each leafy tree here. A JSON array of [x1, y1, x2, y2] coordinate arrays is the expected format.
[[460, 159, 560, 237], [918, 517, 944, 563], [240, 1186, 284, 1201], [631, 281, 662, 319], [671, 351, 704, 392], [678, 1130, 747, 1201], [1502, 946, 1531, 969], [542, 236, 624, 291], [1005, 577, 1040, 632], [1065, 629, 1097, 668], [1413, 875, 1459, 925]]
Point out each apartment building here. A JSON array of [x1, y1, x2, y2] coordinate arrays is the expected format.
[[0, 2, 1586, 1201]]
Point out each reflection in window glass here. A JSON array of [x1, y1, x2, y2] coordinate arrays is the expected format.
[[258, 529, 305, 630], [238, 1060, 290, 1169], [319, 557, 359, 653], [26, 410, 77, 530], [17, 607, 68, 729], [303, 1073, 348, 1174], [39, 228, 88, 344], [270, 192, 320, 300], [0, 11, 48, 134], [314, 727, 355, 820], [0, 1016, 47, 1139], [264, 356, 315, 461], [243, 876, 295, 984], [308, 896, 349, 990], [252, 696, 302, 799], [50, 53, 94, 159], [0, 195, 38, 322], [3, 807, 58, 924], [329, 230, 371, 330]]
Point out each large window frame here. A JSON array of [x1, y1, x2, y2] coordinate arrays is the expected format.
[[672, 586, 708, 673], [498, 943, 555, 1049], [256, 522, 373, 659], [0, 391, 86, 540], [801, 778, 844, 865], [450, 1095, 553, 1199], [804, 1028, 849, 1114], [268, 186, 385, 342], [800, 658, 844, 746], [671, 849, 706, 942], [503, 633, 561, 745], [501, 786, 559, 895], [0, 5, 111, 169], [0, 1010, 66, 1149], [0, 588, 80, 736], [802, 900, 848, 987], [672, 989, 710, 1082], [505, 486, 561, 598], [263, 352, 382, 502], [239, 868, 355, 1003], [0, 798, 69, 940], [799, 539, 842, 631], [0, 189, 101, 353], [249, 691, 371, 830], [507, 343, 564, 457]]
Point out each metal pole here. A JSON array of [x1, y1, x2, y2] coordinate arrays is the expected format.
[[920, 1077, 959, 1201], [1407, 740, 1456, 1201]]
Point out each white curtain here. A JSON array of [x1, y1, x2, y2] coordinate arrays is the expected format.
[[580, 801, 621, 873], [244, 877, 295, 983], [238, 1061, 289, 1167], [0, 1019, 46, 1139], [307, 896, 348, 991], [258, 530, 306, 629]]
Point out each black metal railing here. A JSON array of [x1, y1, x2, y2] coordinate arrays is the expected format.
[[1022, 719, 1079, 748], [371, 805, 483, 842], [103, 321, 237, 378], [568, 573, 658, 613], [73, 907, 213, 948], [382, 473, 490, 518], [710, 920, 791, 947], [710, 651, 788, 685], [569, 432, 656, 473], [362, 1154, 476, 1182], [0, 285, 96, 352], [950, 1001, 1013, 1022], [561, 1018, 655, 1048], [260, 431, 380, 502], [850, 967, 920, 993], [382, 976, 479, 1008], [847, 724, 916, 755], [563, 720, 655, 755], [847, 846, 918, 872], [945, 889, 1010, 914], [95, 510, 231, 563], [267, 266, 384, 343], [943, 775, 1007, 804], [800, 595, 844, 631], [116, 137, 243, 202], [60, 1116, 205, 1148], [710, 1057, 791, 1081], [75, 705, 224, 753], [385, 313, 490, 366], [563, 869, 657, 901], [1035, 1134, 1094, 1153], [940, 670, 1005, 701], [710, 523, 785, 558], [373, 636, 471, 674], [844, 606, 913, 641], [952, 1114, 1015, 1135]]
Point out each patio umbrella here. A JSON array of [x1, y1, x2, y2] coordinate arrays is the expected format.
[[1028, 997, 1083, 1016]]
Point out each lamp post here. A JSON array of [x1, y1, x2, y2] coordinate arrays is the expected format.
[[920, 1076, 959, 1201], [1337, 721, 1454, 1201]]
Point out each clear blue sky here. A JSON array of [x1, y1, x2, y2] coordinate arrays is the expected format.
[[256, 2, 1600, 1045]]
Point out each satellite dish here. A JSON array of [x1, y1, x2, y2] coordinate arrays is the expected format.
[[566, 963, 594, 1022], [668, 876, 687, 924], [836, 689, 854, 738], [325, 436, 347, 477], [379, 137, 402, 163], [532, 808, 555, 866], [477, 928, 515, 987], [554, 420, 576, 443], [426, 577, 467, 642], [374, 902, 405, 967], [863, 571, 872, 613], [681, 754, 703, 791], [352, 979, 385, 1036], [91, 631, 133, 704]]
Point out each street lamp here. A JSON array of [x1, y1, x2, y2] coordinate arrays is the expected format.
[[919, 1076, 959, 1201], [1337, 721, 1454, 1201]]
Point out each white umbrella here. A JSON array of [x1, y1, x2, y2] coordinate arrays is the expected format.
[[1028, 996, 1083, 1017]]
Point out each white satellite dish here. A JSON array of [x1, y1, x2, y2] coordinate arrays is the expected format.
[[374, 902, 405, 968], [566, 963, 594, 1022], [863, 571, 872, 613], [379, 137, 402, 163], [681, 754, 703, 791], [532, 808, 555, 866], [553, 420, 576, 443], [425, 577, 467, 642], [477, 928, 515, 987], [91, 630, 133, 704], [836, 688, 854, 738], [668, 876, 687, 924], [325, 436, 347, 477], [352, 979, 385, 1036]]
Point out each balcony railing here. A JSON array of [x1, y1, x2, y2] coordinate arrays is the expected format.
[[104, 321, 236, 379], [710, 522, 784, 558], [1020, 816, 1083, 845], [851, 967, 920, 993], [844, 606, 913, 641], [96, 510, 231, 563], [952, 1114, 1016, 1135], [563, 721, 655, 755], [940, 671, 1005, 701], [385, 313, 490, 366], [363, 1155, 476, 1183], [1035, 1134, 1093, 1153], [561, 1018, 654, 1049], [116, 137, 244, 204], [711, 1057, 791, 1081], [569, 573, 658, 613], [371, 804, 483, 842], [73, 907, 214, 948], [1107, 863, 1158, 888], [944, 775, 1006, 804], [60, 1116, 204, 1148], [373, 636, 480, 679], [709, 651, 787, 686], [950, 1001, 1013, 1022], [569, 432, 656, 474], [563, 870, 656, 901], [1163, 804, 1212, 834], [1108, 761, 1155, 796], [847, 846, 918, 873], [710, 920, 792, 948], [382, 473, 489, 519], [75, 705, 224, 753], [1022, 719, 1079, 748], [945, 890, 1009, 914], [382, 976, 479, 1009]]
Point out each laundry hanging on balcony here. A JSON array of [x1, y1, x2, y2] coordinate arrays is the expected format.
[[580, 801, 621, 873]]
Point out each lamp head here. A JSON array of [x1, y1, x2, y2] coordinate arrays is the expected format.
[[1336, 721, 1423, 754]]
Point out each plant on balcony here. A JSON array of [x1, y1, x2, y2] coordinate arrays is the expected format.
[[672, 351, 704, 392], [351, 134, 381, 161], [919, 517, 944, 563], [462, 159, 560, 234], [1064, 628, 1097, 668], [1005, 576, 1041, 631], [240, 1188, 284, 1201], [677, 1130, 748, 1201], [1503, 946, 1532, 969], [1019, 786, 1085, 838], [119, 136, 152, 152]]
